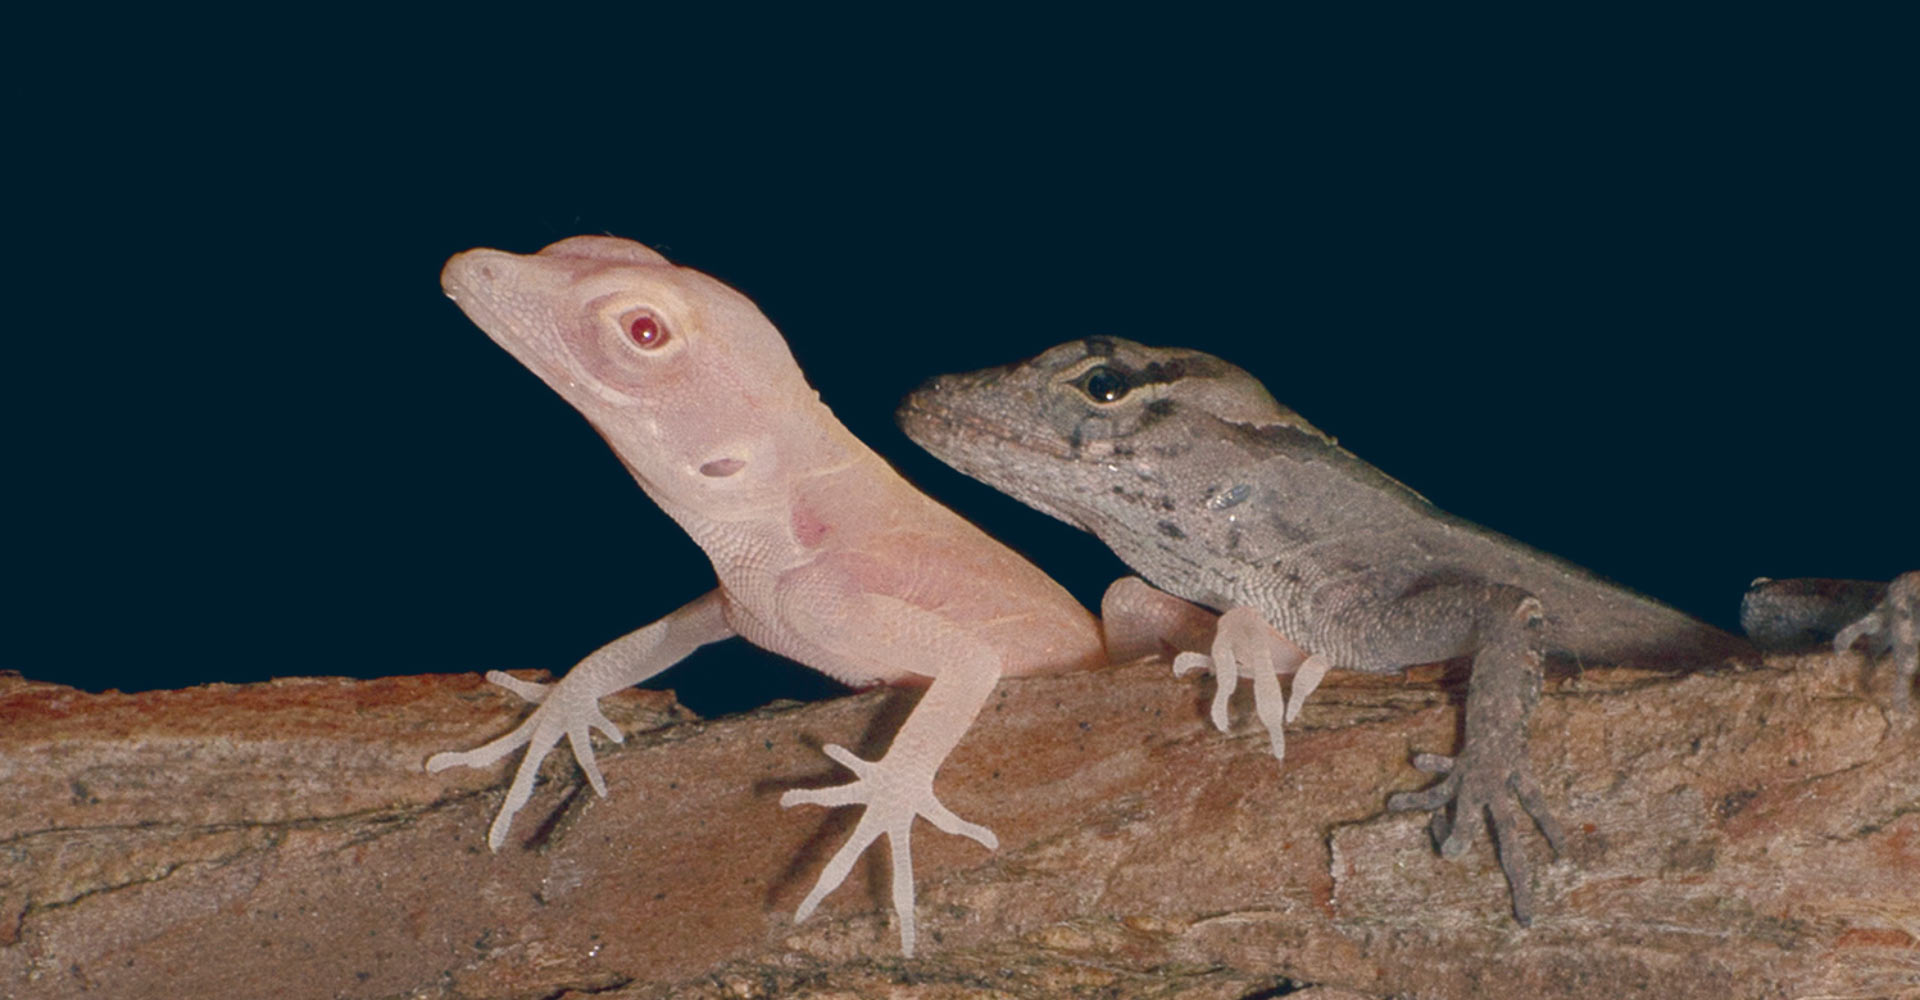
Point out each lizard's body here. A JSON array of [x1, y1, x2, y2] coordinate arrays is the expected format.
[[1059, 387, 1751, 676], [427, 237, 1104, 955], [899, 337, 1772, 923]]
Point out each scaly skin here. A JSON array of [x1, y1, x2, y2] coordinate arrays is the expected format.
[[898, 336, 1756, 924], [426, 238, 1104, 955]]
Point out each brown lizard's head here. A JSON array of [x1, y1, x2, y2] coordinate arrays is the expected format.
[[898, 337, 1329, 533], [441, 236, 820, 511]]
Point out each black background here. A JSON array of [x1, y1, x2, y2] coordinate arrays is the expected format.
[[8, 14, 1912, 718]]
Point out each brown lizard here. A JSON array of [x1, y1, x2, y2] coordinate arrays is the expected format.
[[898, 336, 1915, 924]]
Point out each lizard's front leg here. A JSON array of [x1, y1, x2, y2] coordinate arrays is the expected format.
[[1172, 607, 1326, 762], [777, 591, 1007, 957], [1100, 577, 1326, 760], [1384, 586, 1565, 925], [426, 590, 734, 849]]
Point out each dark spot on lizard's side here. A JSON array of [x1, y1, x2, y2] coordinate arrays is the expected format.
[[1155, 496, 1176, 512], [1157, 521, 1187, 539], [1227, 527, 1241, 552], [1112, 443, 1135, 457], [1264, 512, 1312, 544]]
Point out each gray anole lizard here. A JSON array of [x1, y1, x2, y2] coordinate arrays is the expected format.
[[424, 237, 1106, 955], [1742, 574, 1917, 710], [897, 336, 1916, 925]]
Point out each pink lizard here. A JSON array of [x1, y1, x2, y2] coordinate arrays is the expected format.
[[424, 235, 1105, 955]]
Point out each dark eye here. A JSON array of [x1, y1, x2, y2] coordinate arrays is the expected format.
[[626, 312, 669, 349], [1079, 366, 1130, 403]]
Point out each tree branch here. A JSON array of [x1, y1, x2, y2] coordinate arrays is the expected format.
[[2, 648, 1913, 999]]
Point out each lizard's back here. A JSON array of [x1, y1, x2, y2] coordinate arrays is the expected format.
[[900, 336, 1752, 674], [1224, 423, 1749, 671]]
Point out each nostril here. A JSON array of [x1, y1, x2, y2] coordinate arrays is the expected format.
[[699, 458, 746, 478]]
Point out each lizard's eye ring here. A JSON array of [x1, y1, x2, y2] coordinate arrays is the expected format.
[[1079, 367, 1130, 403], [625, 312, 670, 350]]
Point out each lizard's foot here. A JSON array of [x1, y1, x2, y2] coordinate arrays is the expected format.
[[1385, 592, 1563, 925], [1386, 749, 1566, 925], [1170, 606, 1321, 761], [781, 744, 996, 957], [1834, 571, 1918, 712], [425, 669, 622, 850]]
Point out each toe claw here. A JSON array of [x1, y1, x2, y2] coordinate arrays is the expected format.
[[1171, 651, 1212, 678], [822, 743, 872, 775], [1388, 772, 1458, 813], [486, 670, 552, 703], [569, 729, 609, 796], [923, 799, 998, 848]]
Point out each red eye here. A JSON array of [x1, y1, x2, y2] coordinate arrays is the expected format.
[[627, 313, 669, 349]]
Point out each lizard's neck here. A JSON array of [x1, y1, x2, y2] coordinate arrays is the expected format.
[[640, 406, 893, 564]]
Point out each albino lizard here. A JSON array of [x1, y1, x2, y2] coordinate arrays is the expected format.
[[898, 336, 1863, 925], [425, 236, 1104, 955]]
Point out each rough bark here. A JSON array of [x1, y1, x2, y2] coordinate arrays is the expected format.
[[2, 647, 1914, 1000]]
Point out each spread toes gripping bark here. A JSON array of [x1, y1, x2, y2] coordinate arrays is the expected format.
[[1385, 594, 1567, 925]]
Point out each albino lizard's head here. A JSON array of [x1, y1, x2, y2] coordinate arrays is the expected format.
[[442, 236, 819, 509], [898, 337, 1328, 531]]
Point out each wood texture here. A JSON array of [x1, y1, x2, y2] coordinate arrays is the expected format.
[[2, 647, 1914, 999]]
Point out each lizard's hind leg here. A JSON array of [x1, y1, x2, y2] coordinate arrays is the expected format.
[[1099, 576, 1218, 663]]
